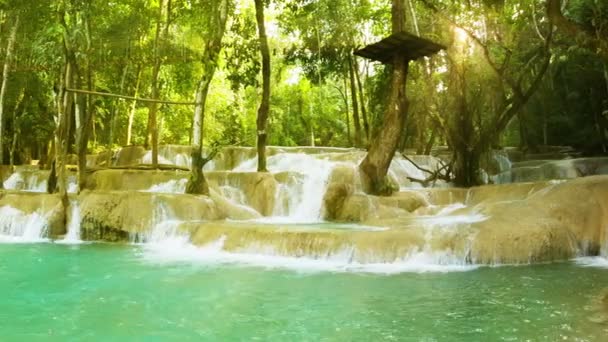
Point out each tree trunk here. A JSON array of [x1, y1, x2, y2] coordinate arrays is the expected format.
[[354, 57, 370, 142], [146, 0, 171, 168], [424, 126, 437, 155], [0, 15, 19, 169], [74, 12, 96, 192], [49, 60, 73, 208], [10, 88, 25, 170], [186, 0, 229, 195], [359, 0, 409, 195], [348, 55, 362, 147], [187, 79, 212, 195], [343, 76, 352, 146], [108, 61, 129, 157], [126, 66, 142, 146], [452, 146, 482, 187], [255, 0, 271, 172]]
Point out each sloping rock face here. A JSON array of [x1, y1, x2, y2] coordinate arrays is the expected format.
[[322, 165, 429, 222], [113, 146, 147, 166], [86, 169, 189, 191], [322, 176, 608, 264], [188, 221, 430, 263], [494, 157, 608, 184], [78, 191, 222, 241], [85, 169, 283, 216], [206, 172, 278, 216]]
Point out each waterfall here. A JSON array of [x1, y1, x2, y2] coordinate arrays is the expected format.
[[3, 172, 25, 190], [141, 233, 478, 274], [490, 151, 513, 184], [141, 151, 173, 165], [0, 206, 49, 243], [234, 153, 334, 223], [389, 157, 427, 189], [3, 171, 79, 193], [219, 185, 248, 206], [61, 200, 82, 243], [3, 172, 47, 192], [136, 199, 199, 261], [143, 200, 186, 244], [145, 179, 188, 194]]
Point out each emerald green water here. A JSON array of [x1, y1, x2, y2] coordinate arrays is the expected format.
[[1, 243, 607, 341]]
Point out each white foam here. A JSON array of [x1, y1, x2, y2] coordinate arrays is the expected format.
[[60, 200, 82, 244], [144, 179, 187, 194], [141, 151, 173, 165], [435, 203, 467, 216], [3, 172, 47, 192], [234, 153, 334, 223], [0, 206, 49, 243], [389, 157, 427, 188], [67, 176, 79, 194], [417, 213, 488, 225], [574, 257, 608, 268], [140, 236, 478, 274]]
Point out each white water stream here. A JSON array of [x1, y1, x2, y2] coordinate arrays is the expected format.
[[141, 234, 478, 274], [60, 200, 82, 244], [3, 171, 78, 193], [234, 153, 334, 223], [0, 206, 49, 243]]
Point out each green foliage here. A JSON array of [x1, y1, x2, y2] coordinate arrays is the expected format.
[[0, 0, 606, 164]]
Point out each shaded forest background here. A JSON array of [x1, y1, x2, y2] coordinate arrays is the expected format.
[[0, 0, 606, 171]]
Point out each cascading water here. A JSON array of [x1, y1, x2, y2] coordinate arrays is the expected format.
[[61, 200, 82, 243], [145, 179, 188, 194], [141, 151, 173, 166], [3, 171, 78, 193], [139, 200, 187, 244], [3, 172, 47, 192], [389, 158, 428, 189], [108, 149, 487, 271], [490, 151, 514, 184], [0, 206, 49, 243], [234, 153, 334, 223], [137, 199, 207, 261], [218, 185, 248, 206], [142, 233, 478, 274]]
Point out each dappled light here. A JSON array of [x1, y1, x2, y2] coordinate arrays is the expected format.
[[0, 0, 607, 340]]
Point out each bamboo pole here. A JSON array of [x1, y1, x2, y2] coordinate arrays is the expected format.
[[65, 88, 198, 106]]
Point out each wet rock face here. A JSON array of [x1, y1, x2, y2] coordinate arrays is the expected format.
[[188, 221, 429, 264], [207, 172, 278, 216], [86, 169, 190, 191], [113, 146, 147, 166], [86, 169, 281, 217], [322, 183, 354, 220], [464, 176, 608, 263], [494, 157, 608, 184], [78, 191, 222, 241], [321, 175, 608, 264]]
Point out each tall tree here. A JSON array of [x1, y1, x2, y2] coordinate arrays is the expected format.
[[359, 0, 409, 195], [348, 54, 362, 147], [421, 0, 554, 186], [186, 0, 230, 195], [0, 14, 20, 168], [255, 0, 271, 172], [147, 0, 172, 168]]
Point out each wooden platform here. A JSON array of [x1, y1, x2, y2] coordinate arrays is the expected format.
[[354, 32, 445, 63]]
